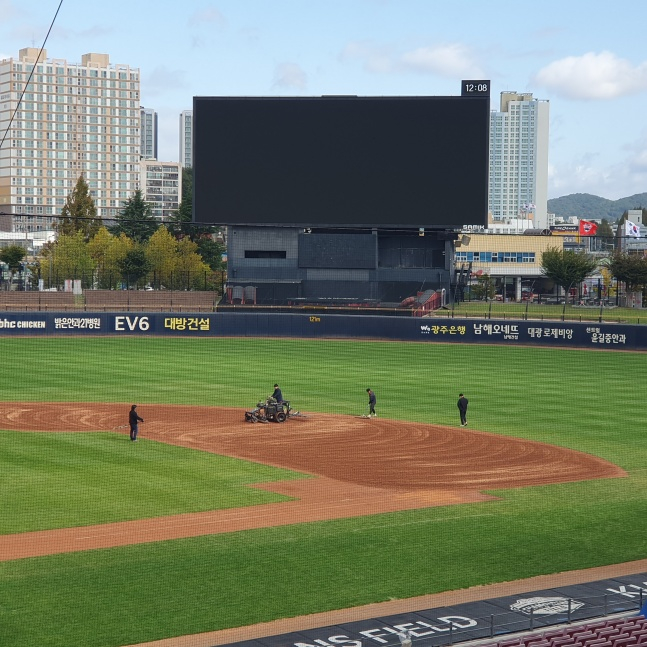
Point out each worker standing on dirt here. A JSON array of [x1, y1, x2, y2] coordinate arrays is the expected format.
[[129, 404, 144, 441], [366, 388, 377, 418]]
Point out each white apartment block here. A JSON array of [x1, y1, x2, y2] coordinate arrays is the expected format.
[[140, 159, 181, 221], [140, 106, 158, 160], [0, 48, 141, 232], [489, 92, 549, 229], [179, 110, 192, 169]]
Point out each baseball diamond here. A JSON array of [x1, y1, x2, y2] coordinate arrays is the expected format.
[[1, 333, 645, 647], [0, 402, 625, 561]]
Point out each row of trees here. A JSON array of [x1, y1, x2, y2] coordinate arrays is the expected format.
[[23, 171, 225, 290], [542, 247, 647, 294], [469, 246, 647, 302], [38, 226, 217, 290]]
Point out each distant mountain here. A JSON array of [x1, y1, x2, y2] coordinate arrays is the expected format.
[[547, 193, 647, 222]]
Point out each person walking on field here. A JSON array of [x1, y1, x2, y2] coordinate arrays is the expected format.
[[129, 404, 144, 441], [457, 393, 468, 426], [366, 388, 377, 418]]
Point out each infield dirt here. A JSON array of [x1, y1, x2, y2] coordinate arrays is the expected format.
[[0, 401, 625, 561]]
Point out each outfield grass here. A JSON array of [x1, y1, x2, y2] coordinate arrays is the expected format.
[[442, 301, 646, 324], [1, 337, 646, 647], [1, 431, 304, 534]]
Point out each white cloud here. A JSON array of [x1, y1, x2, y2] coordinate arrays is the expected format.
[[188, 6, 226, 28], [272, 62, 307, 90], [400, 43, 484, 78], [549, 136, 647, 201], [533, 51, 647, 100], [340, 39, 484, 78]]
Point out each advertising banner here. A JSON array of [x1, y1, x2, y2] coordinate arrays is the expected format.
[[1, 312, 646, 350]]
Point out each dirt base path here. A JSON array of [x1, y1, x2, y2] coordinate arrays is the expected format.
[[0, 402, 625, 562]]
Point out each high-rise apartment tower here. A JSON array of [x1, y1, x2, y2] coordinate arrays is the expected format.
[[179, 110, 192, 169], [488, 92, 549, 229], [0, 48, 141, 231], [140, 107, 158, 160]]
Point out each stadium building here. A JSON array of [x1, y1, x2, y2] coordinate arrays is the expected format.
[[193, 90, 491, 307]]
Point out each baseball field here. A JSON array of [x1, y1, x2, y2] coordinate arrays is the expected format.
[[1, 336, 646, 647]]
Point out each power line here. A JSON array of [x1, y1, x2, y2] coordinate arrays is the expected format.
[[0, 0, 65, 151]]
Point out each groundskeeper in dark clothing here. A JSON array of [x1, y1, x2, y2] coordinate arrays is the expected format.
[[366, 388, 377, 418], [129, 404, 144, 441], [457, 394, 468, 426], [272, 384, 283, 403]]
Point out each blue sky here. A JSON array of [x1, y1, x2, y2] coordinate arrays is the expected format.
[[2, 0, 646, 200]]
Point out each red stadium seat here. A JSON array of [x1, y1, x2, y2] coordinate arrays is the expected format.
[[585, 640, 613, 647], [497, 639, 524, 647], [542, 630, 568, 640], [550, 635, 578, 647]]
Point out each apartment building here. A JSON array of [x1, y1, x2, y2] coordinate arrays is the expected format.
[[179, 110, 192, 169], [0, 47, 140, 231], [489, 92, 550, 229], [139, 159, 181, 221], [140, 106, 158, 160]]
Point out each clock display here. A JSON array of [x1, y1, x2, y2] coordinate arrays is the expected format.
[[462, 80, 490, 96]]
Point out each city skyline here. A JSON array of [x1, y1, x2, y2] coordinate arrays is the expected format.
[[1, 0, 646, 201]]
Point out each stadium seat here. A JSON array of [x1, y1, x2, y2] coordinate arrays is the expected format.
[[606, 619, 632, 628], [584, 639, 613, 647], [597, 628, 622, 639], [572, 631, 598, 642], [549, 635, 578, 647], [497, 639, 524, 647], [585, 621, 609, 631], [613, 636, 638, 647], [525, 640, 551, 647]]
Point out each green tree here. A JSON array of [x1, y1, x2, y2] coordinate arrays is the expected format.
[[168, 167, 225, 270], [110, 190, 159, 243], [0, 244, 26, 273], [167, 201, 226, 271], [168, 200, 193, 237], [87, 227, 134, 289], [50, 232, 96, 288], [145, 226, 178, 288], [38, 241, 55, 288], [56, 175, 100, 242], [540, 247, 598, 299], [181, 167, 193, 204], [195, 236, 226, 271], [607, 252, 647, 291], [0, 245, 27, 285], [175, 237, 213, 290], [471, 273, 496, 300], [118, 246, 151, 288]]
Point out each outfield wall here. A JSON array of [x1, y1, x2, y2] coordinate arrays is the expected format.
[[0, 312, 646, 350]]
